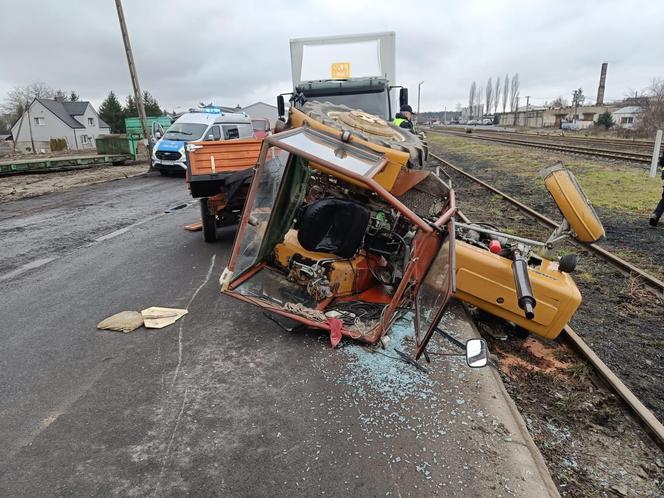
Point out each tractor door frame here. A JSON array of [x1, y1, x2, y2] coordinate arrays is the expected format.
[[412, 219, 456, 360]]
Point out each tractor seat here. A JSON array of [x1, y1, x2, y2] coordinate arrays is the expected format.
[[297, 198, 370, 259]]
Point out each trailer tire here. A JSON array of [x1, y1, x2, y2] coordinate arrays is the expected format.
[[200, 198, 217, 242], [300, 101, 428, 168]]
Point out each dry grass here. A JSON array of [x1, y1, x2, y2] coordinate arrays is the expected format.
[[428, 134, 661, 214], [615, 273, 663, 317]]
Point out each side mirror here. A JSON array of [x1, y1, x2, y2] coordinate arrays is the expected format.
[[277, 95, 285, 119], [154, 131, 162, 139], [465, 338, 488, 368], [207, 134, 215, 141], [399, 88, 409, 107]]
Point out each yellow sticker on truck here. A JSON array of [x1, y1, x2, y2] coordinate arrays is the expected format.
[[331, 62, 351, 79]]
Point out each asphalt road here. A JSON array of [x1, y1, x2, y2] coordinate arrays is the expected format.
[[0, 173, 554, 497]]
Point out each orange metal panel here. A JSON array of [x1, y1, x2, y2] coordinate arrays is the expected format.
[[188, 138, 263, 176], [454, 240, 582, 340], [289, 107, 407, 192]]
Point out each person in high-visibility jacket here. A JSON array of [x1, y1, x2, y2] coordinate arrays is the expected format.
[[393, 104, 416, 133], [649, 149, 664, 227]]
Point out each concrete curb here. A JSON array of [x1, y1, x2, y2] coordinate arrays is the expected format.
[[460, 302, 561, 497]]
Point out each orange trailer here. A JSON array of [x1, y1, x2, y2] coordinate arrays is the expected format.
[[185, 138, 263, 242]]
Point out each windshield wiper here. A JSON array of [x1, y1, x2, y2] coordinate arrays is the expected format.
[[166, 131, 192, 137]]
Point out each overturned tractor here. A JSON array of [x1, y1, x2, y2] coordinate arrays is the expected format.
[[198, 103, 604, 360]]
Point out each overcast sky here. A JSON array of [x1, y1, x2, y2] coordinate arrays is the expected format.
[[1, 0, 662, 113]]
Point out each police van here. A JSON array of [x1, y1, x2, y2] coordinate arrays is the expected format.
[[151, 108, 254, 174]]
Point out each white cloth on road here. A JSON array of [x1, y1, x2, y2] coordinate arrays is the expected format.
[[141, 306, 188, 329]]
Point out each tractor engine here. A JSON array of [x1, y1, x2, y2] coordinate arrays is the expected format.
[[272, 174, 414, 301]]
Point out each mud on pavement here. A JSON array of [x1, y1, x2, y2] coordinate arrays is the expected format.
[[0, 163, 149, 202]]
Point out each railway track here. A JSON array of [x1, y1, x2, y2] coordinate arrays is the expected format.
[[429, 152, 664, 449], [427, 128, 654, 164], [433, 126, 655, 149]]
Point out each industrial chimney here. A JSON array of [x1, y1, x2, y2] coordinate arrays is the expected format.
[[596, 62, 608, 106]]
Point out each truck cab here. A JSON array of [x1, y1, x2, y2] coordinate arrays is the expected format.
[[280, 32, 408, 123], [293, 77, 394, 120], [152, 109, 254, 174]]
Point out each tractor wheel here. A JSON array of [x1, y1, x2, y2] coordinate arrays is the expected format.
[[558, 254, 578, 273], [299, 101, 428, 169], [200, 198, 217, 243]]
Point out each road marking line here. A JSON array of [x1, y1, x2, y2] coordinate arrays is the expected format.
[[0, 202, 193, 283], [94, 201, 191, 243], [92, 202, 191, 244], [0, 256, 56, 282], [93, 213, 164, 242]]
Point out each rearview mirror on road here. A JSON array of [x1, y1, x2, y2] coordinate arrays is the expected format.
[[465, 338, 488, 368]]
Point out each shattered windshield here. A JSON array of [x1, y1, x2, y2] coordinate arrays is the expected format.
[[274, 129, 384, 177], [233, 149, 289, 276], [415, 232, 455, 354]]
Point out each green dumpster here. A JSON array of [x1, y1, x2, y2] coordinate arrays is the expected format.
[[95, 134, 140, 160], [124, 116, 172, 138]]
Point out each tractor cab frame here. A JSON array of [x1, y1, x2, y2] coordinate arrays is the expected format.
[[220, 125, 457, 359]]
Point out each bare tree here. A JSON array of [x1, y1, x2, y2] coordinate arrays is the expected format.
[[571, 87, 585, 121], [636, 78, 664, 136], [1, 82, 55, 122], [54, 89, 68, 102], [2, 83, 57, 151], [468, 81, 477, 119], [485, 77, 493, 117], [509, 73, 520, 112], [502, 74, 510, 113], [475, 85, 484, 119], [494, 77, 501, 114], [550, 96, 568, 108], [571, 88, 585, 108]]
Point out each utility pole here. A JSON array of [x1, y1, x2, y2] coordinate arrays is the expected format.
[[114, 0, 149, 157], [417, 81, 424, 124], [650, 129, 663, 178], [26, 103, 36, 154]]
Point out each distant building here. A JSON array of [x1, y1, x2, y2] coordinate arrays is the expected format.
[[498, 104, 620, 129], [498, 106, 547, 127], [241, 101, 280, 127], [612, 106, 641, 129], [11, 98, 110, 152]]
